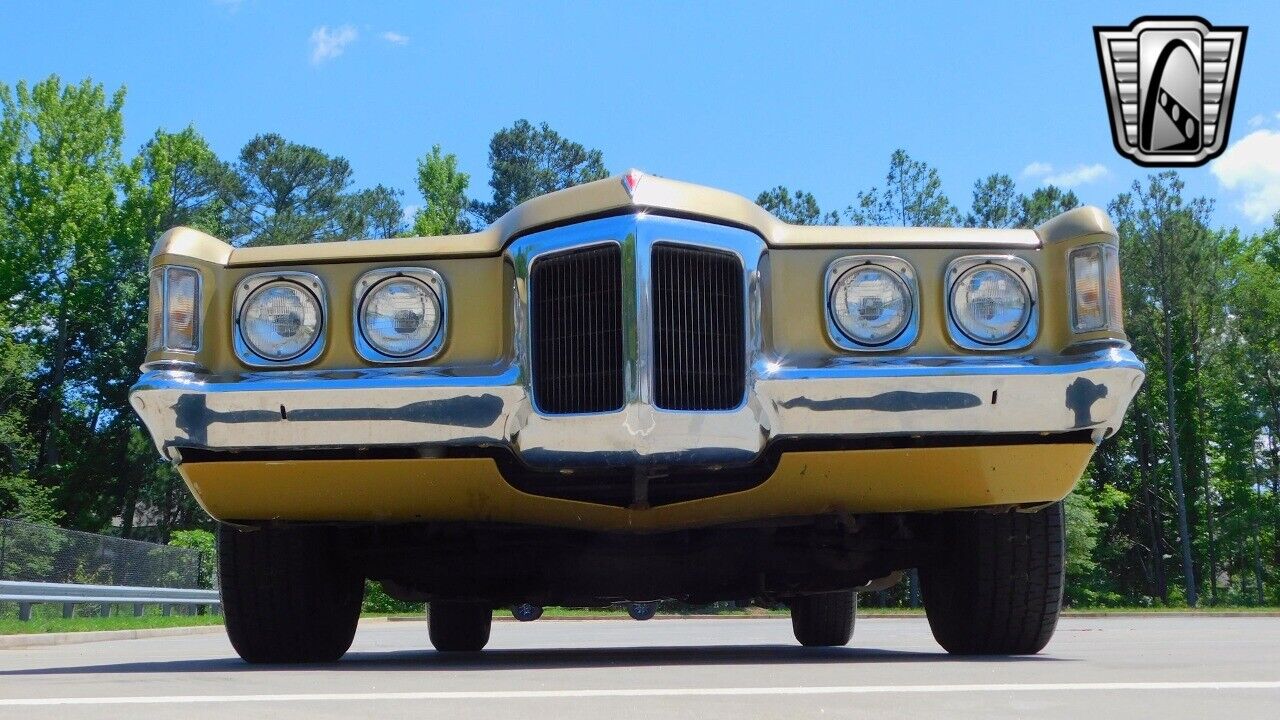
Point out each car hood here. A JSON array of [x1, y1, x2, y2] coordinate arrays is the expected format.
[[154, 171, 1109, 267]]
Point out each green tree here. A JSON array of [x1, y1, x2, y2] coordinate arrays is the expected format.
[[0, 76, 132, 483], [1110, 173, 1215, 606], [1228, 217, 1280, 602], [846, 149, 960, 227], [412, 145, 472, 236], [1063, 482, 1101, 604], [0, 316, 59, 524], [135, 127, 237, 237], [338, 184, 405, 239], [169, 529, 215, 588], [226, 134, 407, 245], [472, 120, 608, 224], [966, 173, 1019, 228], [0, 317, 35, 476], [756, 186, 839, 225], [1018, 185, 1080, 227], [226, 133, 354, 246]]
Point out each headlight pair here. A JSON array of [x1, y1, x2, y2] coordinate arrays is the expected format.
[[825, 255, 1038, 352], [233, 268, 445, 367]]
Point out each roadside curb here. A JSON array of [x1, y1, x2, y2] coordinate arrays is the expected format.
[[1061, 611, 1280, 618], [0, 624, 224, 650], [382, 611, 1280, 622], [7, 610, 1277, 648]]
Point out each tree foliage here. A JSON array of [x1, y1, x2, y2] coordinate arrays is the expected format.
[[1019, 185, 1081, 227], [168, 529, 215, 588], [756, 186, 840, 225], [135, 127, 237, 237], [847, 149, 960, 227], [226, 133, 353, 245], [0, 316, 59, 524], [413, 145, 472, 236], [966, 173, 1019, 228], [339, 184, 406, 239], [223, 133, 404, 245], [471, 119, 608, 224]]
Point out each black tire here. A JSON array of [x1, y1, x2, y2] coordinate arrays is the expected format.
[[218, 524, 363, 664], [789, 591, 856, 647], [428, 602, 492, 652], [920, 502, 1065, 655]]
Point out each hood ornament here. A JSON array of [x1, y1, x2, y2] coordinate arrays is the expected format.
[[621, 169, 643, 197]]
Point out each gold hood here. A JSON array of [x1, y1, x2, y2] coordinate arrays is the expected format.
[[152, 170, 1111, 267]]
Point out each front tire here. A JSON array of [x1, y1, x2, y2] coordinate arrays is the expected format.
[[789, 591, 856, 647], [429, 602, 492, 652], [218, 524, 363, 664], [920, 502, 1065, 655]]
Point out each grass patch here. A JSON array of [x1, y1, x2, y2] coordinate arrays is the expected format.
[[1061, 605, 1280, 613], [0, 612, 224, 635]]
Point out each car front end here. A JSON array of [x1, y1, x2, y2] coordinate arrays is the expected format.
[[130, 171, 1144, 660]]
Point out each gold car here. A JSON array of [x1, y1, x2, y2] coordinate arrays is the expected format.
[[131, 171, 1143, 662]]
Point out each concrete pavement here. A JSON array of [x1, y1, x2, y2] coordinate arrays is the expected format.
[[0, 616, 1277, 719]]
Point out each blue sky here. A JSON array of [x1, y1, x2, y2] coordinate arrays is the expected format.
[[3, 1, 1278, 231]]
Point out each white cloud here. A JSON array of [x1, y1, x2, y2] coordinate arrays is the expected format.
[[1249, 114, 1266, 128], [1044, 164, 1108, 187], [213, 0, 244, 12], [1211, 129, 1280, 223], [1022, 162, 1108, 187], [381, 31, 409, 46], [310, 25, 358, 65], [1021, 161, 1053, 178], [401, 204, 420, 223]]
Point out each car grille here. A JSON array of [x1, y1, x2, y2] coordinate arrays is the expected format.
[[530, 243, 625, 414], [652, 244, 746, 411]]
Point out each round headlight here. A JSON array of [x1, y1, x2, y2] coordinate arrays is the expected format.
[[239, 281, 322, 361], [950, 265, 1031, 344], [359, 276, 441, 357], [829, 264, 912, 345]]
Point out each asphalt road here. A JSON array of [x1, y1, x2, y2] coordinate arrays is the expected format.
[[0, 616, 1277, 719]]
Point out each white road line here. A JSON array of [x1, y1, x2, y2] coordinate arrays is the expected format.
[[3, 681, 1279, 706]]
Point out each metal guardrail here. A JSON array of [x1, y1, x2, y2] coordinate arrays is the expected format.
[[0, 580, 220, 621]]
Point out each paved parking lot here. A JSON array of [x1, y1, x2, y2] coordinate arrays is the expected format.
[[1, 616, 1277, 719]]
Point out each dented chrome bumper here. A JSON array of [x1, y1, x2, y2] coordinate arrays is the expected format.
[[130, 347, 1145, 469]]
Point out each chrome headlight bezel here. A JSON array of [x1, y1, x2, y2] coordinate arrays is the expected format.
[[945, 255, 1038, 350], [232, 271, 327, 367], [353, 267, 447, 364], [824, 255, 920, 352]]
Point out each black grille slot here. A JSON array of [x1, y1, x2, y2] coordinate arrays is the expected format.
[[530, 244, 624, 414], [653, 244, 746, 411]]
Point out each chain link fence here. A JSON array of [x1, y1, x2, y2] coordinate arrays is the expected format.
[[0, 519, 202, 589]]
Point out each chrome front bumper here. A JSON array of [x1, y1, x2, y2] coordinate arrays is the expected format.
[[130, 347, 1145, 468]]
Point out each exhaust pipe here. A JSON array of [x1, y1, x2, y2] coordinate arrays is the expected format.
[[511, 603, 544, 622], [627, 602, 658, 621]]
